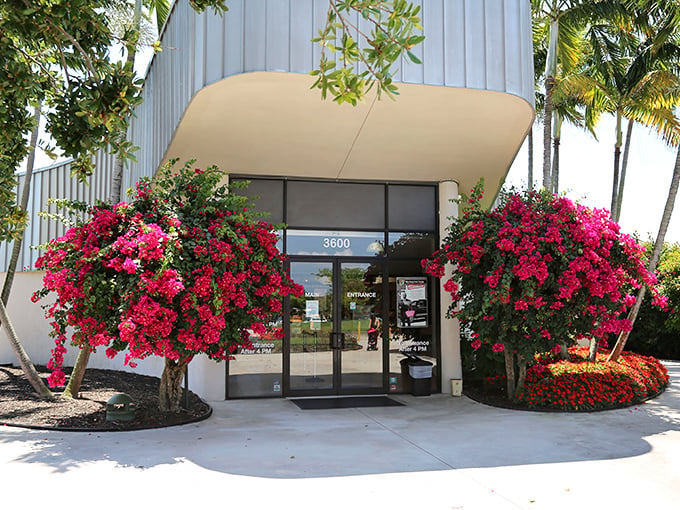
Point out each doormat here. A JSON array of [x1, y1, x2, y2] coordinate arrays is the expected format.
[[290, 396, 404, 410]]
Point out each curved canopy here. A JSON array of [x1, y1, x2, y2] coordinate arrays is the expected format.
[[163, 72, 534, 201]]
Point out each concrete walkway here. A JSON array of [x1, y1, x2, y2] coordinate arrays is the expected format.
[[1, 362, 679, 509]]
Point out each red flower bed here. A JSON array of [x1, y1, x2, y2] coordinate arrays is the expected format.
[[513, 347, 669, 411]]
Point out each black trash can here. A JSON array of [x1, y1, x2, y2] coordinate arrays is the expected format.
[[400, 354, 434, 396]]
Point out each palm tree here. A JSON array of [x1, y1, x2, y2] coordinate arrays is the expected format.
[[532, 0, 591, 192], [583, 20, 680, 222], [609, 0, 680, 361]]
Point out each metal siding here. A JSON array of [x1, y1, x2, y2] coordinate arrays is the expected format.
[[266, 0, 290, 71], [290, 0, 313, 74], [194, 6, 207, 92], [464, 0, 487, 89], [244, 0, 267, 72], [224, 1, 244, 77], [206, 12, 225, 85], [312, 0, 327, 72], [0, 157, 112, 272], [519, 0, 535, 104], [444, 0, 466, 87], [486, 0, 506, 92], [503, 0, 523, 96], [423, 0, 445, 86]]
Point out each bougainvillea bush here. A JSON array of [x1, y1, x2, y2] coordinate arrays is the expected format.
[[33, 160, 303, 411], [514, 347, 669, 411], [423, 181, 666, 399]]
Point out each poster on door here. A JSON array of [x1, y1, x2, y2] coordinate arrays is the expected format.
[[396, 277, 428, 328]]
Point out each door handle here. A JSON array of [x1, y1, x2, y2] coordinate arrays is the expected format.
[[330, 332, 345, 349]]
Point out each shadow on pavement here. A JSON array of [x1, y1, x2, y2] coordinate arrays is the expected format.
[[1, 361, 678, 479]]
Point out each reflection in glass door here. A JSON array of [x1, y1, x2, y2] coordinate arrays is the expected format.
[[288, 262, 334, 392], [287, 260, 385, 395]]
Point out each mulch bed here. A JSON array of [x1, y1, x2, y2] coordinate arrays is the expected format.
[[0, 364, 211, 431]]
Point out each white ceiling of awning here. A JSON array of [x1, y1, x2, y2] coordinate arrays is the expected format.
[[162, 72, 534, 205]]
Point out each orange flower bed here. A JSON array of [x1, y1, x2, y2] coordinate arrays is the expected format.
[[513, 347, 669, 411]]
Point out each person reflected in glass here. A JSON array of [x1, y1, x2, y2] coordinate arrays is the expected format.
[[367, 313, 381, 351]]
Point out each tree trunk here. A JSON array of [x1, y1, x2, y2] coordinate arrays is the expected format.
[[1, 104, 41, 305], [542, 18, 558, 191], [614, 119, 634, 222], [552, 136, 560, 194], [515, 357, 527, 399], [611, 145, 621, 216], [528, 127, 534, 191], [559, 342, 569, 360], [159, 357, 189, 412], [608, 143, 680, 362], [0, 105, 52, 398], [504, 347, 516, 400], [611, 112, 623, 217], [62, 348, 91, 398], [588, 338, 598, 362], [0, 300, 52, 397], [542, 77, 554, 190]]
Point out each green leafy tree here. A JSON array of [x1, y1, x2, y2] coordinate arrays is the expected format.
[[2, 0, 425, 397]]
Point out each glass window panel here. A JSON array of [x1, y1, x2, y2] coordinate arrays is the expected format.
[[388, 232, 436, 258], [287, 230, 385, 256], [231, 178, 284, 224], [386, 259, 437, 393], [228, 315, 283, 398], [287, 181, 385, 229], [388, 185, 436, 231]]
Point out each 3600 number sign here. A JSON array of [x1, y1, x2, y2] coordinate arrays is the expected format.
[[323, 238, 351, 249]]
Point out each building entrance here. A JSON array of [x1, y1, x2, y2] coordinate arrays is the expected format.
[[286, 259, 386, 395]]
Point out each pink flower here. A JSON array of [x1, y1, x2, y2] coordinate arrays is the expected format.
[[471, 339, 482, 350], [532, 363, 546, 374], [550, 344, 561, 354], [122, 257, 138, 274], [47, 369, 66, 388], [514, 299, 528, 311], [492, 343, 504, 353]]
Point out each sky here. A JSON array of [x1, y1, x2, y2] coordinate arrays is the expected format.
[[505, 115, 680, 244]]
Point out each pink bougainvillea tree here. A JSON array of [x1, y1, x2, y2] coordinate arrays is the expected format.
[[423, 181, 666, 399], [33, 160, 302, 411]]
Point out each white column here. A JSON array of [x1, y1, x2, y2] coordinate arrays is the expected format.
[[188, 355, 226, 401], [438, 181, 462, 392]]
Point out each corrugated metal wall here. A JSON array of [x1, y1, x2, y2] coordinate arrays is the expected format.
[[126, 0, 535, 194], [0, 151, 115, 273], [4, 0, 534, 273]]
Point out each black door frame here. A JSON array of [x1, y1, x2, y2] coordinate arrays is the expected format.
[[283, 256, 388, 397]]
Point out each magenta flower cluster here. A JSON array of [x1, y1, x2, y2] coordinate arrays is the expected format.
[[33, 162, 303, 387], [422, 182, 665, 363]]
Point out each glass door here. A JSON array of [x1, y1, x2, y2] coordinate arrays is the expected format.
[[286, 259, 386, 395], [287, 261, 334, 392], [339, 261, 384, 391]]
